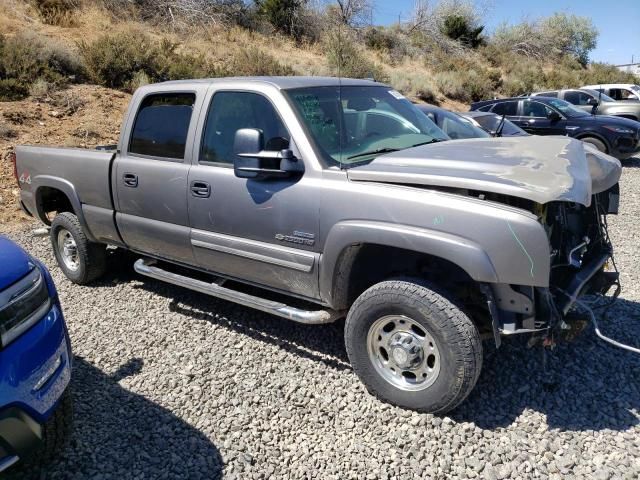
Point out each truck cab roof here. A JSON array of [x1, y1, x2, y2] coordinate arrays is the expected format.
[[149, 76, 385, 91]]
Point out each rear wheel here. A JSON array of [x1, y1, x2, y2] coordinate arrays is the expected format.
[[581, 136, 607, 153], [345, 279, 482, 413], [50, 212, 107, 284]]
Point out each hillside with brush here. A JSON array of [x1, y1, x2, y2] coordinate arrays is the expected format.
[[1, 0, 637, 226]]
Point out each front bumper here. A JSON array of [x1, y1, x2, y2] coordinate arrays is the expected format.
[[486, 248, 616, 341], [0, 301, 71, 468], [611, 133, 640, 159], [0, 406, 45, 468]]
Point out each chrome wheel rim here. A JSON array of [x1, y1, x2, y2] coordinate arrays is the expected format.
[[367, 315, 441, 391], [57, 229, 80, 272]]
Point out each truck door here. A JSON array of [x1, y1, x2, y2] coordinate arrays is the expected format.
[[187, 89, 320, 299], [114, 89, 203, 264]]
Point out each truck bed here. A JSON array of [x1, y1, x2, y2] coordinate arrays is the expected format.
[[16, 146, 118, 242]]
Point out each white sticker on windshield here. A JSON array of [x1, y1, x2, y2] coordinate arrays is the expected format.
[[388, 90, 405, 100]]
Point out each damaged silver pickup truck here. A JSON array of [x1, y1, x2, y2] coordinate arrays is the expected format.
[[14, 77, 622, 413]]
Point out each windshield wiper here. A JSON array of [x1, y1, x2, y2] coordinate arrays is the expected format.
[[347, 147, 400, 160], [347, 138, 446, 160], [411, 138, 446, 147]]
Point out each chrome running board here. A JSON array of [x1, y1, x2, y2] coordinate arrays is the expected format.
[[134, 258, 343, 324]]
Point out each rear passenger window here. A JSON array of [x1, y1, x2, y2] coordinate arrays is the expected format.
[[200, 91, 289, 165], [490, 101, 518, 116], [129, 93, 196, 159], [564, 91, 591, 105], [522, 100, 553, 117]]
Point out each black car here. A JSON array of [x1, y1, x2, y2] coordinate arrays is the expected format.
[[470, 96, 640, 159], [416, 104, 490, 139], [459, 111, 529, 137]]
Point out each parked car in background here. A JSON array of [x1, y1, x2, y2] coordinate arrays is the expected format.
[[470, 96, 640, 159], [581, 84, 640, 102], [0, 236, 72, 473], [458, 111, 529, 137], [415, 104, 490, 139], [532, 88, 640, 121]]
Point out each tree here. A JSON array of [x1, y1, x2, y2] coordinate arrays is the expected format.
[[492, 13, 598, 66], [441, 14, 484, 48], [332, 0, 372, 27], [539, 13, 598, 66], [256, 0, 305, 38]]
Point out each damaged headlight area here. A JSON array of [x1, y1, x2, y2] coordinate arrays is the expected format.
[[545, 183, 620, 316], [485, 183, 622, 344]]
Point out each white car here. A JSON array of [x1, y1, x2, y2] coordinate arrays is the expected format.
[[581, 84, 640, 102]]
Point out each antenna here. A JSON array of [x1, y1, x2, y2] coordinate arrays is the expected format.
[[337, 19, 343, 169]]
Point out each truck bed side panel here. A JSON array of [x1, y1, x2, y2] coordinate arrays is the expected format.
[[16, 146, 119, 243]]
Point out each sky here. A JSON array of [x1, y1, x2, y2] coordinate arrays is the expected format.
[[373, 0, 640, 65]]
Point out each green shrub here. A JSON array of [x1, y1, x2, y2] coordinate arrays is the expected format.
[[389, 71, 439, 104], [462, 69, 492, 101], [579, 62, 638, 85], [256, 0, 305, 39], [29, 77, 57, 98], [157, 39, 227, 80], [364, 27, 396, 51], [432, 67, 495, 102], [31, 0, 80, 26], [228, 47, 294, 76], [0, 33, 82, 100], [0, 78, 30, 101], [441, 14, 484, 48], [433, 71, 466, 101], [79, 30, 160, 89], [325, 32, 387, 82], [80, 31, 227, 91]]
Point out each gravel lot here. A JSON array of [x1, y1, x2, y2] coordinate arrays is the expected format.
[[5, 158, 640, 480]]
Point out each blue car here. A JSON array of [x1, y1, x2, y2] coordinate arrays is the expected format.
[[0, 236, 72, 473]]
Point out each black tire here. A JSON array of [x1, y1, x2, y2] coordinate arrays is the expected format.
[[345, 279, 482, 414], [581, 136, 607, 153], [30, 388, 73, 465], [50, 212, 107, 284]]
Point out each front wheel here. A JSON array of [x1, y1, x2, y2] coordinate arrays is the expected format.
[[345, 279, 482, 413], [581, 136, 607, 153]]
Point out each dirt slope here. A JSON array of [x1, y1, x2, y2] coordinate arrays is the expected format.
[[0, 85, 130, 227]]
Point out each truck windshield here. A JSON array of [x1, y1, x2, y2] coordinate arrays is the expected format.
[[286, 86, 448, 167]]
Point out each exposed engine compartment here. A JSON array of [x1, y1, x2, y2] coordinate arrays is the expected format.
[[544, 184, 620, 305]]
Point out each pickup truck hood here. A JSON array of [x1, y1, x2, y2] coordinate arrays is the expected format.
[[347, 135, 621, 206]]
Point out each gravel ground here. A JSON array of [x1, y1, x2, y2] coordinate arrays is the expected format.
[[5, 158, 640, 480]]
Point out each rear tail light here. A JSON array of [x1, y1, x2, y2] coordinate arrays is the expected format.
[[9, 150, 18, 185]]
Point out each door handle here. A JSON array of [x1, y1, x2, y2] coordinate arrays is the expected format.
[[190, 181, 211, 198], [123, 173, 138, 187]]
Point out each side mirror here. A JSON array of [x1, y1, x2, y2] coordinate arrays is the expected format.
[[547, 111, 561, 121], [233, 128, 303, 180]]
